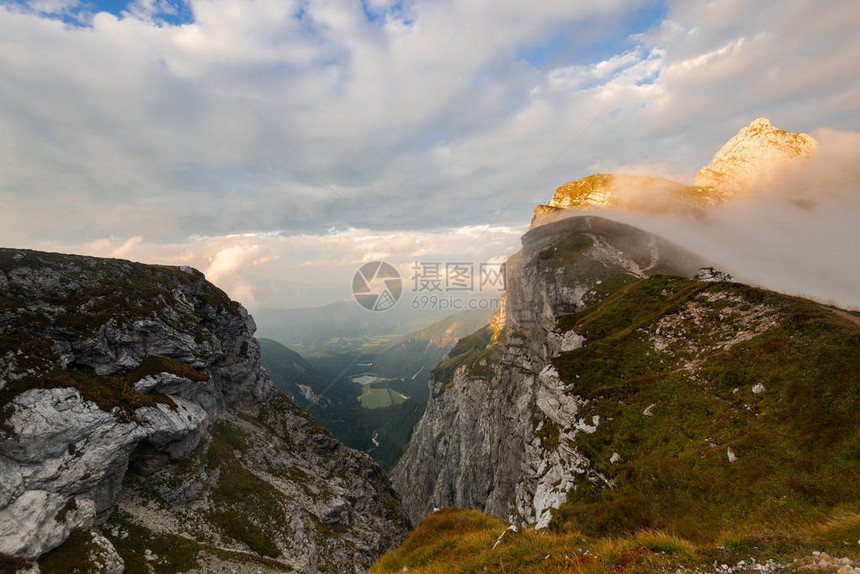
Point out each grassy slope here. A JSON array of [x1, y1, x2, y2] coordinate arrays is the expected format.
[[370, 508, 860, 574], [374, 275, 860, 573], [551, 276, 860, 543]]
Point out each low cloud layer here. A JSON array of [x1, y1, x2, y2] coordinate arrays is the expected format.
[[586, 129, 860, 309]]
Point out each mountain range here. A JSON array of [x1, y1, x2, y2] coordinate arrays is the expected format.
[[532, 117, 818, 224], [1, 118, 858, 574]]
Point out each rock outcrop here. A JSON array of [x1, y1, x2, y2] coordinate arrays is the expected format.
[[695, 267, 736, 282], [531, 118, 817, 227], [391, 216, 706, 526], [0, 249, 408, 572], [392, 214, 860, 542], [695, 117, 817, 198]]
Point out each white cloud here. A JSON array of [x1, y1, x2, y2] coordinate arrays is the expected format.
[[26, 0, 81, 15], [1, 0, 859, 308], [573, 129, 860, 310], [38, 224, 524, 309]]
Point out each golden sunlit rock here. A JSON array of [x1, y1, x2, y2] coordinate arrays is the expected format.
[[531, 118, 819, 228], [696, 117, 818, 198]]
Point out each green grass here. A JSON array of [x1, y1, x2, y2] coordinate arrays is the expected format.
[[370, 508, 704, 574], [539, 232, 593, 260], [104, 511, 291, 574], [204, 421, 292, 558], [54, 497, 77, 524], [105, 518, 202, 574], [431, 326, 494, 383], [556, 275, 705, 338], [429, 325, 501, 387], [123, 356, 210, 383], [36, 529, 103, 574], [547, 277, 860, 543], [371, 508, 860, 574], [359, 386, 407, 409], [0, 554, 31, 574]]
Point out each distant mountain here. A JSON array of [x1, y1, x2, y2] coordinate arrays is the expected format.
[[373, 308, 495, 401], [258, 338, 332, 407], [384, 307, 496, 350], [254, 300, 444, 353], [263, 281, 351, 309], [696, 117, 817, 197], [531, 118, 817, 226]]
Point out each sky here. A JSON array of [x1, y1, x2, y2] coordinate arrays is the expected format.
[[1, 0, 859, 309]]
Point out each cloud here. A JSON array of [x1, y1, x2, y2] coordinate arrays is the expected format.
[[202, 244, 264, 307], [39, 224, 524, 309], [25, 0, 81, 15], [0, 0, 858, 308], [567, 129, 860, 310]]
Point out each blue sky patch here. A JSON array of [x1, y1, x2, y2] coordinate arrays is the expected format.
[[517, 1, 667, 71], [4, 0, 193, 26]]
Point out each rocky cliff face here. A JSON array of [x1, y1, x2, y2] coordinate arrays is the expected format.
[[391, 216, 705, 527], [0, 249, 408, 572], [392, 215, 860, 542], [695, 117, 817, 197], [544, 174, 720, 214]]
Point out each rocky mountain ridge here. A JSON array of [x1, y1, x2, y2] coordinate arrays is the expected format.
[[544, 173, 720, 213], [392, 216, 707, 527], [532, 118, 817, 225], [695, 117, 817, 197], [391, 214, 860, 544], [0, 248, 408, 572]]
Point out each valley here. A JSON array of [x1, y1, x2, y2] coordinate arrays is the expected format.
[[1, 115, 858, 574], [257, 308, 494, 470], [2, 0, 859, 569]]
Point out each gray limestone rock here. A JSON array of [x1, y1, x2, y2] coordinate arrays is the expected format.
[[392, 216, 706, 527], [0, 248, 408, 570]]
